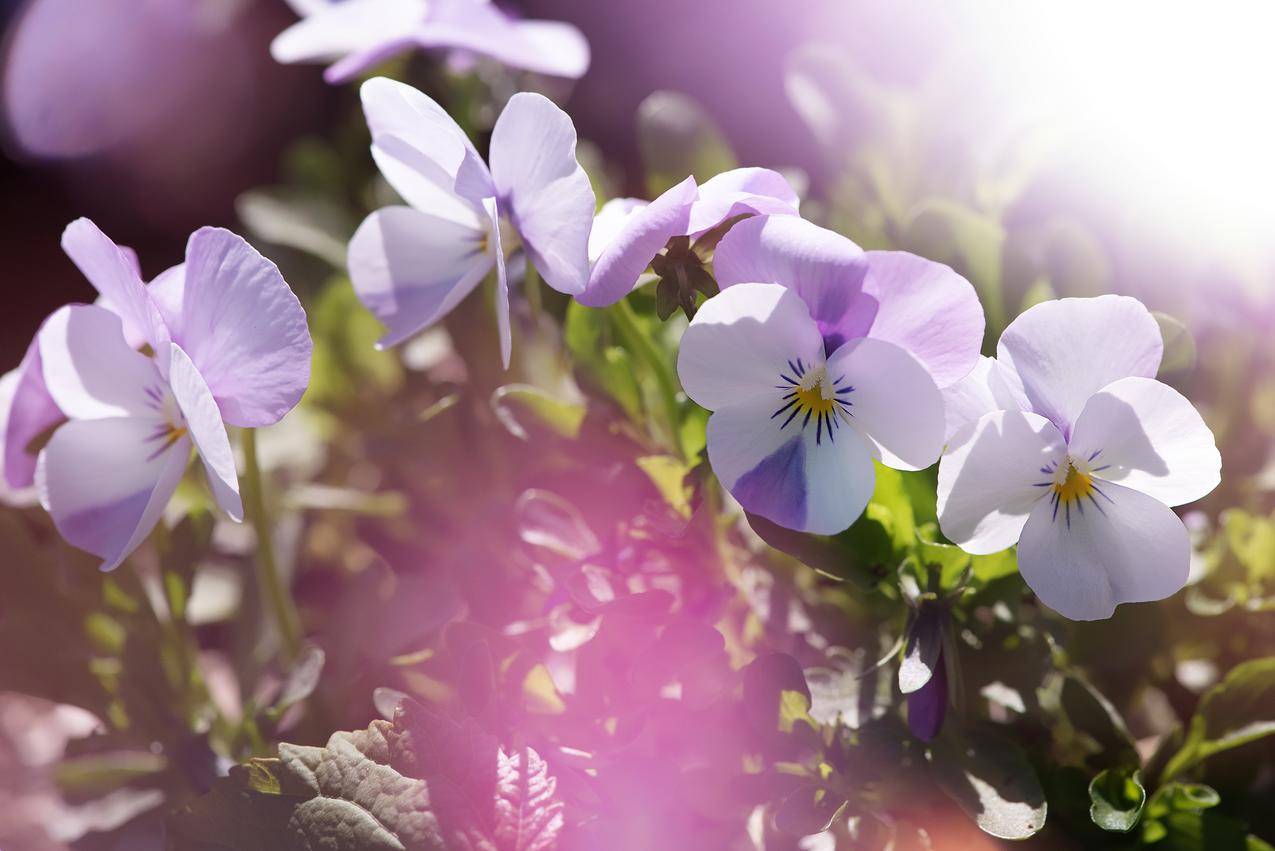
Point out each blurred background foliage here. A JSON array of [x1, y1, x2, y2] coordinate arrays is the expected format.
[[1, 1, 1274, 849]]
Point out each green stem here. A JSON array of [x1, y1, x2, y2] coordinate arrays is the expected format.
[[241, 429, 302, 661], [610, 297, 686, 459]]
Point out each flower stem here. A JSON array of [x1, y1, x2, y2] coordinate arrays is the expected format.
[[241, 428, 302, 661], [610, 297, 686, 459]]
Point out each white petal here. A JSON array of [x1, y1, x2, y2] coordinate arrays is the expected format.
[[997, 295, 1162, 437], [587, 198, 647, 265], [271, 0, 424, 63], [942, 356, 1030, 448], [37, 305, 163, 420], [1068, 377, 1221, 508], [825, 337, 944, 471], [676, 283, 823, 411], [486, 196, 512, 369], [707, 393, 874, 535], [167, 344, 241, 522], [37, 417, 190, 571], [937, 410, 1066, 554], [1017, 479, 1190, 621]]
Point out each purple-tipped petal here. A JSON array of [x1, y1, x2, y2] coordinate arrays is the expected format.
[[417, 0, 590, 79], [861, 251, 984, 389], [61, 218, 166, 351], [167, 344, 242, 522], [171, 228, 312, 428], [714, 215, 876, 351], [489, 93, 594, 295], [348, 205, 493, 348], [3, 337, 63, 490], [36, 416, 191, 572], [579, 176, 697, 308], [37, 305, 162, 420], [685, 167, 800, 236]]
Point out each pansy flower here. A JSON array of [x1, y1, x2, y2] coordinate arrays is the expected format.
[[21, 219, 311, 570], [272, 0, 589, 85], [347, 77, 594, 366], [577, 168, 801, 308], [936, 295, 1221, 620], [676, 215, 984, 534]]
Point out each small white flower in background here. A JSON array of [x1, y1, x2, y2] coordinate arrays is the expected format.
[[937, 295, 1221, 621]]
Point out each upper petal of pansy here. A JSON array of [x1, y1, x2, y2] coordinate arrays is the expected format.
[[167, 344, 242, 522], [271, 0, 425, 65], [170, 228, 312, 428], [37, 304, 163, 420], [937, 409, 1067, 555], [349, 205, 493, 348], [941, 355, 1030, 448], [677, 282, 824, 412], [578, 176, 697, 308], [997, 295, 1163, 438], [587, 198, 648, 266], [1068, 376, 1220, 508], [824, 337, 944, 471], [416, 0, 590, 79], [62, 218, 166, 351], [861, 251, 983, 389], [37, 416, 191, 572], [685, 168, 800, 236], [714, 215, 877, 352], [707, 393, 875, 535], [1016, 478, 1190, 621], [488, 92, 595, 295], [360, 77, 493, 216], [3, 337, 63, 490]]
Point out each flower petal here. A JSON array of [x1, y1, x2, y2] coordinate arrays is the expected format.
[[861, 251, 984, 388], [486, 197, 512, 369], [825, 337, 944, 471], [587, 198, 648, 265], [348, 205, 493, 348], [417, 0, 590, 79], [3, 336, 63, 490], [37, 304, 162, 420], [937, 410, 1067, 554], [707, 393, 875, 535], [271, 0, 424, 64], [1017, 479, 1190, 621], [677, 282, 823, 411], [713, 215, 876, 351], [685, 167, 800, 236], [167, 344, 241, 522], [62, 218, 165, 350], [1068, 376, 1220, 508], [360, 77, 493, 218], [37, 416, 190, 571], [172, 228, 312, 428], [578, 176, 697, 308], [997, 295, 1162, 438], [489, 92, 594, 295], [941, 356, 1030, 448]]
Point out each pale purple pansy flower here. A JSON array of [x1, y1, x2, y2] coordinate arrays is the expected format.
[[936, 295, 1221, 621], [577, 168, 802, 308], [21, 219, 311, 571], [347, 77, 594, 366], [271, 0, 590, 85], [676, 215, 983, 535]]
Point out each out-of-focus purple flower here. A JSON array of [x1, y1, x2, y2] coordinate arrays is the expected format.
[[271, 0, 589, 84], [347, 77, 594, 366], [28, 219, 312, 571], [675, 215, 982, 534], [577, 168, 800, 308]]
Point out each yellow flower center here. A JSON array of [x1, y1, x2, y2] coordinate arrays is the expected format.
[[1054, 462, 1094, 505]]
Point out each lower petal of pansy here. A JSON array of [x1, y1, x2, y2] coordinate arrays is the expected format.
[[941, 356, 1030, 449], [3, 338, 63, 490], [37, 416, 191, 571], [348, 205, 493, 349], [1016, 479, 1190, 621], [1067, 376, 1220, 508], [825, 336, 944, 471], [167, 345, 241, 522], [937, 410, 1066, 555]]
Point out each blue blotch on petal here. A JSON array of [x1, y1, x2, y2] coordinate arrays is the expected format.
[[732, 435, 807, 530]]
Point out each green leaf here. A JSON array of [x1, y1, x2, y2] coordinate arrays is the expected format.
[[743, 653, 815, 736], [1159, 783, 1221, 813], [773, 784, 848, 837], [903, 199, 1007, 330], [1155, 811, 1275, 851], [564, 301, 643, 420], [1061, 673, 1139, 769], [636, 91, 737, 196], [928, 725, 1047, 840], [1164, 657, 1275, 780], [490, 384, 585, 441], [635, 454, 692, 518], [1088, 767, 1146, 833], [746, 511, 886, 589], [869, 465, 916, 555], [1154, 311, 1198, 376]]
